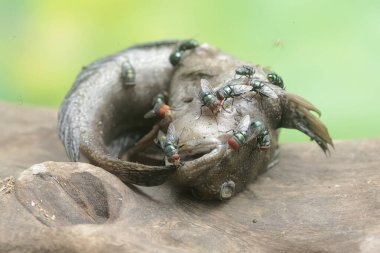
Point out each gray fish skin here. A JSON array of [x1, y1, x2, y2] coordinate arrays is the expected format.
[[58, 40, 179, 186], [59, 41, 332, 199]]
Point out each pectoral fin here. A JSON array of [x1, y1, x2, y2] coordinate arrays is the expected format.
[[280, 92, 333, 154]]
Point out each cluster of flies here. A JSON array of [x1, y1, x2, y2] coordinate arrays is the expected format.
[[198, 64, 283, 157], [122, 39, 285, 167]]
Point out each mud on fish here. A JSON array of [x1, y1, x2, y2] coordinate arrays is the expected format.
[[58, 40, 333, 200]]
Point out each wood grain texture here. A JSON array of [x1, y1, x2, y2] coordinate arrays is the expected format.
[[0, 102, 379, 253]]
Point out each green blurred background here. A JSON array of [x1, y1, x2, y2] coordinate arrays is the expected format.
[[1, 0, 379, 142]]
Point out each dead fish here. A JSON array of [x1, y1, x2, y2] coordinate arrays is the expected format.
[[58, 40, 333, 200]]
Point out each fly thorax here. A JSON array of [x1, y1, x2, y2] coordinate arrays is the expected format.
[[156, 97, 166, 105], [250, 120, 264, 132], [235, 67, 244, 75], [153, 93, 167, 105], [203, 94, 218, 107], [250, 80, 264, 90], [234, 132, 247, 145], [223, 86, 233, 97], [153, 101, 165, 115], [164, 143, 178, 156], [259, 127, 269, 137], [199, 91, 208, 101]]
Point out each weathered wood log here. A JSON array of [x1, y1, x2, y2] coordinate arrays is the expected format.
[[0, 102, 379, 252], [0, 102, 69, 178]]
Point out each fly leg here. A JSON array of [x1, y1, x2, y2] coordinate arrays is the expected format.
[[196, 104, 205, 120], [221, 99, 233, 113]]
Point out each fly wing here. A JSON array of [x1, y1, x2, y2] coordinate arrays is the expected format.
[[242, 65, 254, 72], [280, 92, 333, 154], [166, 123, 178, 144], [231, 84, 252, 96], [200, 79, 215, 94], [225, 77, 249, 86], [250, 120, 265, 137], [156, 130, 167, 149], [236, 115, 251, 132], [260, 84, 278, 99], [144, 110, 157, 119]]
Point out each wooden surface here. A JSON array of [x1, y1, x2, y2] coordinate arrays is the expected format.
[[0, 102, 379, 253]]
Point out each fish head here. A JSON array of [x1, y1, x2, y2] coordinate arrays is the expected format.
[[166, 44, 280, 200]]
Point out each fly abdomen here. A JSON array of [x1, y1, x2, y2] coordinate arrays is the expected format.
[[169, 39, 200, 66], [235, 65, 255, 78], [250, 79, 264, 91], [267, 73, 284, 88], [169, 51, 182, 66], [178, 39, 199, 51], [121, 60, 136, 86], [258, 130, 271, 148], [217, 85, 233, 100], [201, 93, 220, 109]]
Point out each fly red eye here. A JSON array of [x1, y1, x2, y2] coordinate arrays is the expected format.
[[217, 100, 222, 106], [228, 138, 240, 150], [159, 104, 171, 117], [173, 154, 180, 160]]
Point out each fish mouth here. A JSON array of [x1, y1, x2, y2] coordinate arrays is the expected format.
[[180, 138, 223, 162], [175, 138, 226, 184]]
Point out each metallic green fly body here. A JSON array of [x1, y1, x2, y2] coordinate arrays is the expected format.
[[227, 115, 251, 150], [216, 83, 251, 109], [169, 51, 183, 66], [198, 79, 221, 118], [235, 65, 255, 79], [250, 119, 271, 149], [267, 73, 284, 89], [249, 79, 278, 99], [144, 93, 171, 119], [121, 60, 136, 86], [178, 39, 199, 51], [158, 124, 183, 166], [169, 39, 200, 66]]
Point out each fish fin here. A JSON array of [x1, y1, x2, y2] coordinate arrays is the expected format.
[[93, 154, 176, 186], [280, 92, 333, 154], [119, 165, 176, 186], [58, 94, 81, 162], [285, 92, 321, 117], [58, 56, 113, 162]]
